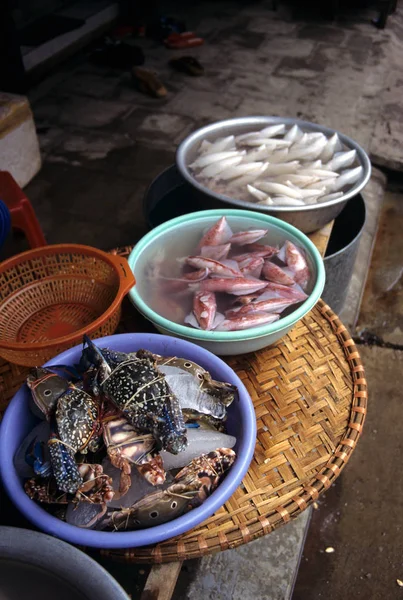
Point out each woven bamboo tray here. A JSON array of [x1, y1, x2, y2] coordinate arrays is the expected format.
[[0, 251, 367, 565]]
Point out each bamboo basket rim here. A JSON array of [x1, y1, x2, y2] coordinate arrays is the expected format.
[[0, 247, 367, 565], [101, 294, 367, 563]]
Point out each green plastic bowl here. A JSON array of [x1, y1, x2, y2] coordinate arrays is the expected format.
[[128, 209, 325, 355]]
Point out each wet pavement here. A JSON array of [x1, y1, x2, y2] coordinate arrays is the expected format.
[[356, 190, 403, 345], [293, 345, 403, 600]]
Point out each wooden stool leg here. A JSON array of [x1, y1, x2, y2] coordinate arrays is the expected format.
[[140, 562, 183, 600]]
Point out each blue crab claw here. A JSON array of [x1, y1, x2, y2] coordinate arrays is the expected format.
[[25, 440, 52, 478], [48, 434, 83, 495], [47, 364, 83, 381], [78, 336, 112, 393]]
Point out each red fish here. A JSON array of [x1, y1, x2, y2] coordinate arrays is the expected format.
[[215, 312, 279, 331], [278, 241, 310, 289], [226, 297, 296, 318], [200, 244, 231, 261], [260, 282, 308, 301], [229, 229, 268, 246], [159, 268, 209, 294], [244, 243, 279, 257], [200, 277, 267, 296], [193, 291, 217, 330], [239, 256, 264, 278], [199, 217, 233, 247], [232, 251, 273, 263], [262, 261, 295, 286], [186, 256, 240, 278], [232, 290, 267, 305]]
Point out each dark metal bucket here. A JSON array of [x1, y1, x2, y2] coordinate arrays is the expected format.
[[322, 194, 366, 315]]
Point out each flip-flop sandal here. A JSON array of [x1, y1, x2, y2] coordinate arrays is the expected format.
[[165, 36, 204, 49], [169, 56, 204, 76], [131, 67, 167, 98], [165, 31, 197, 42]]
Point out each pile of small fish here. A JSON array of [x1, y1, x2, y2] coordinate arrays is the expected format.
[[153, 216, 310, 332], [15, 336, 237, 531], [189, 123, 363, 206]]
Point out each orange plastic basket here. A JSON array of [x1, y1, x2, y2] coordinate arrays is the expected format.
[[0, 244, 135, 366]]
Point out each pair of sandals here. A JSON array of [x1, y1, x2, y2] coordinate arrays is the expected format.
[[132, 56, 204, 99]]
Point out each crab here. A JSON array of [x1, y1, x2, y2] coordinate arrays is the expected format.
[[27, 368, 103, 494], [25, 463, 114, 505], [103, 417, 165, 495], [99, 448, 236, 531], [80, 337, 188, 455]]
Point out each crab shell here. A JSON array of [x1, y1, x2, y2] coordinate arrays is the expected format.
[[25, 463, 114, 505], [100, 483, 199, 531], [56, 386, 99, 453], [100, 358, 188, 455], [103, 417, 165, 494]]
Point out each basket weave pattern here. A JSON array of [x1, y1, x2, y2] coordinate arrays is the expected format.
[[102, 300, 367, 563], [0, 269, 367, 563], [0, 249, 124, 365]]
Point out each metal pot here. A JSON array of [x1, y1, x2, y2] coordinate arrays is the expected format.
[[0, 526, 129, 599], [322, 194, 366, 314], [176, 116, 371, 233]]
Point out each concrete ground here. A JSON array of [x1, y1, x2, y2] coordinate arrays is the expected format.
[[2, 1, 403, 599]]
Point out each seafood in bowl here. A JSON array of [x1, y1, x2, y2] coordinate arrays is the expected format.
[[128, 209, 325, 355], [11, 336, 243, 534], [176, 117, 371, 233], [149, 216, 311, 333], [189, 123, 363, 207]]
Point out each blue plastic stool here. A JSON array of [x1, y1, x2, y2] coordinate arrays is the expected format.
[[0, 199, 11, 251]]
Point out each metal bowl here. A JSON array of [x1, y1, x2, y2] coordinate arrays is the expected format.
[[176, 116, 371, 233], [0, 526, 129, 599]]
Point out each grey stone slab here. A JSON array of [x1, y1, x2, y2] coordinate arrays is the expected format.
[[355, 189, 403, 345], [166, 88, 242, 122], [370, 69, 403, 171], [114, 144, 175, 183], [294, 346, 403, 600], [120, 109, 195, 149], [174, 510, 311, 600], [33, 94, 132, 129], [260, 38, 315, 58], [55, 71, 121, 99], [297, 24, 346, 45]]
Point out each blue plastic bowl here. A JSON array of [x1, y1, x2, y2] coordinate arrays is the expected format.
[[0, 333, 256, 549]]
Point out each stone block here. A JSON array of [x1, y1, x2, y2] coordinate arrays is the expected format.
[[0, 92, 41, 188]]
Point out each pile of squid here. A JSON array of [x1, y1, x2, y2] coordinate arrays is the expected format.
[[15, 337, 237, 531], [152, 216, 311, 332], [189, 123, 363, 206]]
